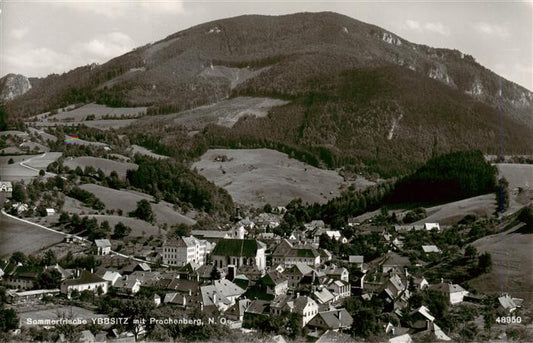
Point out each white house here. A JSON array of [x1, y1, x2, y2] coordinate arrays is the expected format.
[[422, 245, 441, 254], [289, 296, 319, 327], [45, 208, 55, 216], [272, 239, 321, 267], [431, 283, 469, 304], [200, 279, 246, 312], [94, 239, 112, 256], [424, 223, 440, 231], [101, 271, 122, 286], [61, 271, 108, 298]]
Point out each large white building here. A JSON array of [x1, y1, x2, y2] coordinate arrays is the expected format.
[[162, 236, 212, 266], [211, 239, 266, 271]]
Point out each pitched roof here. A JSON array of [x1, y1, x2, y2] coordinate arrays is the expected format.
[[245, 300, 270, 315], [314, 287, 335, 304], [422, 245, 441, 253], [349, 256, 364, 263], [63, 271, 105, 286], [94, 239, 111, 248], [262, 271, 288, 286], [316, 330, 356, 343], [498, 294, 518, 309], [211, 239, 264, 257], [310, 309, 353, 329], [383, 252, 410, 267]]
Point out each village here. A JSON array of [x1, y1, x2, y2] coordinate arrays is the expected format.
[[0, 178, 529, 343]]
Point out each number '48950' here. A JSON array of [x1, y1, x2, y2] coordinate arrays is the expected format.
[[496, 316, 522, 324]]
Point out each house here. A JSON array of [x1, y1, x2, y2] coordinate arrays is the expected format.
[[191, 226, 245, 242], [200, 279, 246, 312], [327, 279, 351, 299], [164, 292, 189, 307], [243, 300, 271, 327], [325, 267, 349, 282], [424, 223, 440, 231], [313, 287, 336, 305], [3, 265, 42, 290], [430, 282, 469, 305], [121, 262, 151, 275], [272, 239, 321, 267], [498, 294, 522, 315], [314, 229, 347, 244], [316, 330, 356, 343], [101, 271, 122, 286], [260, 271, 288, 296], [0, 181, 13, 194], [291, 296, 319, 327], [283, 263, 314, 288], [211, 239, 266, 271], [305, 220, 325, 231], [114, 276, 142, 295], [422, 245, 441, 254], [226, 298, 251, 324], [61, 270, 108, 298], [408, 305, 435, 329], [94, 239, 112, 256], [388, 334, 413, 343], [12, 202, 29, 214], [307, 308, 353, 331], [413, 277, 429, 290], [161, 236, 211, 266], [382, 252, 411, 273], [45, 208, 55, 216], [348, 256, 364, 270]]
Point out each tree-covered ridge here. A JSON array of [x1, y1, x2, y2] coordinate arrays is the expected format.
[[386, 150, 497, 204], [126, 155, 234, 217]]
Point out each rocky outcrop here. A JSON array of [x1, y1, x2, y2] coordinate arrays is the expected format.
[[0, 74, 31, 101]]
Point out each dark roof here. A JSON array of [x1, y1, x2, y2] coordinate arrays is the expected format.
[[10, 265, 42, 279], [63, 271, 105, 286], [245, 300, 270, 315], [212, 239, 263, 257], [261, 271, 287, 286], [296, 249, 320, 258], [309, 309, 353, 329]]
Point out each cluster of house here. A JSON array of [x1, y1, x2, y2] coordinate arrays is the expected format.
[[0, 215, 526, 343]]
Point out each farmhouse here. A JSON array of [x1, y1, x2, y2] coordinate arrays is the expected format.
[[0, 181, 13, 202], [307, 308, 353, 331], [3, 265, 42, 290], [211, 239, 266, 270], [61, 270, 108, 299], [430, 282, 469, 305]]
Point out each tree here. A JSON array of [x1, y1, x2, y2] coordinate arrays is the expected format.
[[10, 251, 26, 264], [11, 183, 26, 203], [37, 269, 62, 289], [210, 266, 221, 281], [478, 252, 492, 273], [113, 222, 131, 239], [42, 250, 57, 266], [0, 103, 8, 131], [39, 169, 46, 177], [464, 245, 477, 259], [7, 158, 14, 165], [0, 307, 18, 332], [130, 199, 153, 223], [119, 297, 155, 341]]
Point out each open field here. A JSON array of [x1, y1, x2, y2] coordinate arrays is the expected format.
[[31, 119, 137, 130], [199, 66, 268, 89], [496, 163, 533, 190], [411, 194, 497, 225], [0, 211, 64, 257], [0, 130, 28, 138], [40, 103, 147, 121], [88, 215, 162, 237], [471, 224, 533, 306], [27, 127, 58, 142], [79, 184, 195, 226], [63, 156, 137, 177], [129, 144, 169, 159], [0, 153, 61, 182], [192, 148, 366, 207], [169, 96, 289, 129]]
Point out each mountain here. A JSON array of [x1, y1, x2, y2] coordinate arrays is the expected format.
[[0, 74, 31, 101], [3, 12, 532, 176]]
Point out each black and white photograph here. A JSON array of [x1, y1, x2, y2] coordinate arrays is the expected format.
[[0, 1, 532, 342]]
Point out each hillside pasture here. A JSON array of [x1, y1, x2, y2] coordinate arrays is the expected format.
[[78, 184, 195, 226], [496, 163, 533, 190], [63, 156, 137, 177], [44, 103, 147, 121], [199, 66, 268, 89], [88, 215, 163, 236], [0, 153, 61, 182], [192, 148, 360, 207], [130, 145, 169, 159], [471, 224, 533, 305], [411, 194, 497, 226], [0, 212, 64, 257], [170, 96, 289, 129]]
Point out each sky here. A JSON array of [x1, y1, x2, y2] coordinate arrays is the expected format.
[[0, 1, 531, 91]]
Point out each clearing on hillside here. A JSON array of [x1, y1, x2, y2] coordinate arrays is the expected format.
[[78, 184, 195, 226], [0, 153, 61, 182], [88, 215, 163, 237], [471, 224, 533, 306], [129, 145, 169, 159], [0, 212, 64, 257], [37, 103, 147, 122], [63, 156, 138, 177], [192, 148, 371, 207]]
